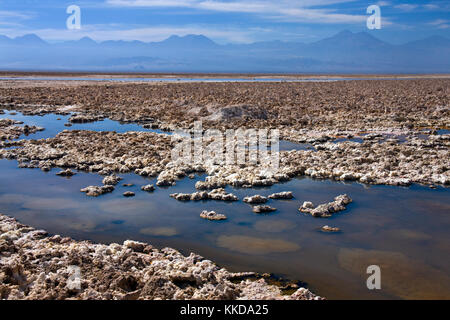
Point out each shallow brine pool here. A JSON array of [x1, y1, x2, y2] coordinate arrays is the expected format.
[[0, 110, 449, 300]]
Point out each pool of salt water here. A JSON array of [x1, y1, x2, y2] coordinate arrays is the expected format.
[[0, 110, 170, 139], [0, 110, 449, 300]]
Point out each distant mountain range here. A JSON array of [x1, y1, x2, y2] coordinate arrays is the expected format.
[[1, 31, 449, 73]]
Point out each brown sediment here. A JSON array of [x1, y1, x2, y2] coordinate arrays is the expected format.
[[217, 235, 300, 255], [0, 214, 320, 300], [338, 248, 450, 300], [139, 227, 178, 237]]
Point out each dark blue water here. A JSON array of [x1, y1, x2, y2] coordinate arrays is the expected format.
[[0, 110, 449, 300], [0, 110, 170, 139]]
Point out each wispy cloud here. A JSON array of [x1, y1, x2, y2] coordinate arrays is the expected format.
[[0, 10, 33, 28], [423, 4, 439, 11], [394, 4, 419, 12], [429, 19, 449, 29], [0, 10, 32, 20], [105, 0, 366, 24], [376, 1, 390, 7], [394, 2, 449, 13]]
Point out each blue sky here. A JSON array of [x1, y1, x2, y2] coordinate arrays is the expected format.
[[0, 0, 449, 44]]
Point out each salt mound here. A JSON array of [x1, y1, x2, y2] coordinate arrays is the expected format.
[[206, 104, 268, 121]]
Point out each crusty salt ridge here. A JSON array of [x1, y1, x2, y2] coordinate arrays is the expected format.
[[102, 174, 122, 186], [268, 192, 294, 200], [321, 226, 341, 232], [69, 113, 105, 124], [0, 79, 448, 189], [141, 184, 155, 192], [80, 185, 115, 197], [0, 118, 44, 144], [0, 214, 321, 300], [56, 169, 76, 177], [299, 195, 352, 218], [170, 188, 238, 202], [1, 123, 449, 190], [1, 80, 447, 134], [244, 195, 268, 204], [253, 205, 277, 214], [200, 210, 227, 221]]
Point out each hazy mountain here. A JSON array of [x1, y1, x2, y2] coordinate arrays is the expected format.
[[157, 34, 218, 48], [13, 34, 48, 46], [0, 31, 449, 73], [72, 36, 98, 46], [0, 35, 13, 45], [313, 30, 387, 48], [401, 35, 450, 50]]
